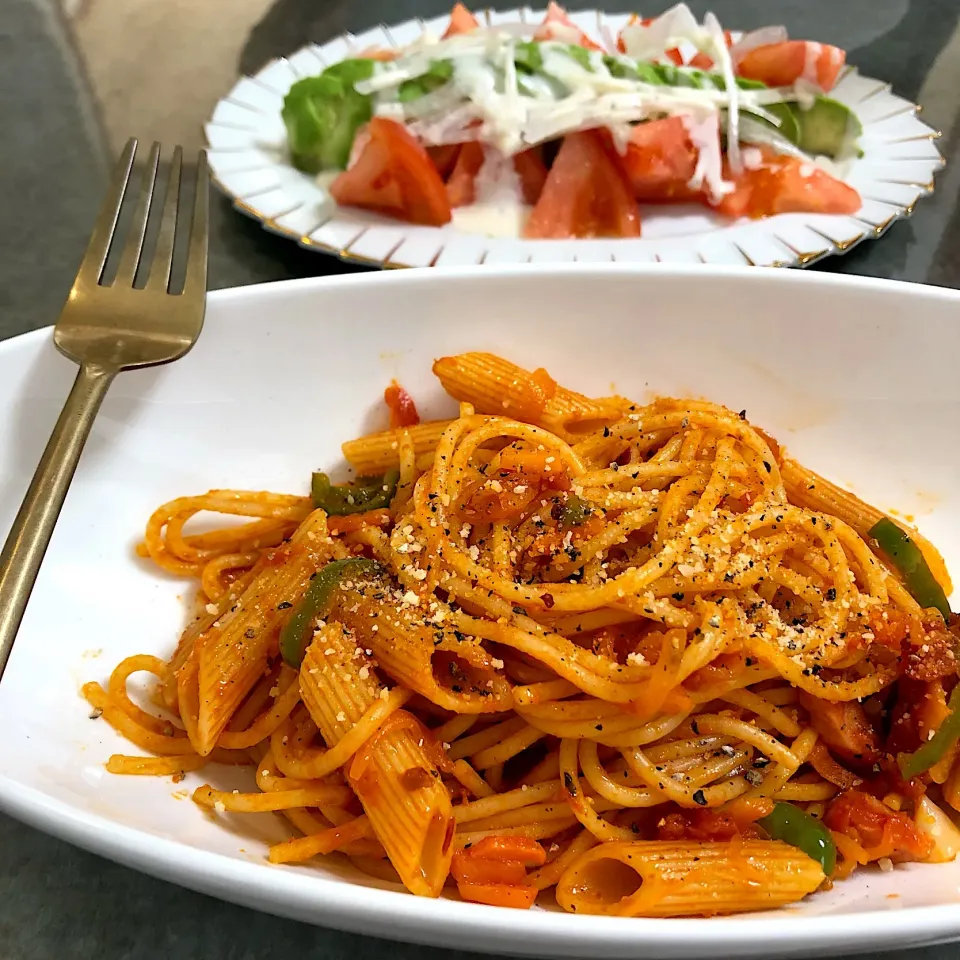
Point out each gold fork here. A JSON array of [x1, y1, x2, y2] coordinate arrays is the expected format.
[[0, 138, 208, 679]]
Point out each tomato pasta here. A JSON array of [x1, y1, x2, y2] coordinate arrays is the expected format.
[[86, 352, 960, 917]]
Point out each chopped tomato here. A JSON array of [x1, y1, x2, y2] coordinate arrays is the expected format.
[[459, 472, 541, 522], [684, 650, 752, 693], [452, 857, 527, 886], [737, 40, 846, 92], [456, 882, 538, 909], [524, 131, 641, 239], [621, 117, 702, 203], [885, 677, 927, 757], [458, 444, 569, 522], [451, 837, 542, 910], [443, 2, 480, 38], [617, 15, 683, 65], [904, 615, 959, 681], [713, 149, 861, 219], [534, 1, 603, 50], [522, 510, 605, 571], [799, 692, 881, 765], [427, 144, 462, 180], [331, 118, 451, 226], [824, 789, 934, 863], [384, 381, 420, 428], [867, 606, 911, 652], [497, 445, 565, 486], [658, 798, 773, 842], [466, 836, 547, 867], [578, 620, 656, 663], [513, 147, 549, 205], [446, 142, 486, 207], [529, 365, 558, 406], [326, 509, 392, 536], [723, 489, 756, 514]]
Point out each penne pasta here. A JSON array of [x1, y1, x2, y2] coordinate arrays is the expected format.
[[332, 579, 513, 714], [433, 353, 557, 423], [192, 509, 340, 755], [300, 623, 455, 897], [556, 840, 825, 917], [343, 420, 454, 476]]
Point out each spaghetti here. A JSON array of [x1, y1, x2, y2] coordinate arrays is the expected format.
[[86, 352, 960, 917]]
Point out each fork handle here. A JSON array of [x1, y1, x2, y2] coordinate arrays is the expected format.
[[0, 363, 116, 680]]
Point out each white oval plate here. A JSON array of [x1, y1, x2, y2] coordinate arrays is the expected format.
[[205, 8, 944, 269], [1, 266, 960, 957]]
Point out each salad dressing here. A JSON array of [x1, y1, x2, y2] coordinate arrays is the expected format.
[[802, 42, 824, 86], [451, 146, 530, 237]]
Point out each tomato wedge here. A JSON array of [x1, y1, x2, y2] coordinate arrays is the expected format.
[[513, 147, 549, 205], [427, 144, 462, 180], [443, 143, 549, 207], [443, 2, 480, 38], [446, 142, 486, 206], [524, 130, 640, 239], [535, 1, 603, 50], [330, 118, 452, 226], [525, 132, 641, 239], [621, 117, 702, 202], [737, 41, 846, 92], [713, 149, 861, 219]]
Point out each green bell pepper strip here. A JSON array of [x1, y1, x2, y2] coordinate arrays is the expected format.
[[311, 469, 399, 516], [279, 557, 383, 667], [898, 682, 960, 780], [869, 517, 951, 621], [559, 494, 591, 527], [758, 801, 836, 875]]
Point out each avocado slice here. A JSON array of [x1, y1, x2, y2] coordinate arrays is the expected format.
[[791, 97, 862, 158], [764, 103, 801, 145]]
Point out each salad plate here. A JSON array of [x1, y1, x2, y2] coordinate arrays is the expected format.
[[205, 5, 943, 269]]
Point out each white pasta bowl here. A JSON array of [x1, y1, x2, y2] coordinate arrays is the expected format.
[[0, 265, 959, 958]]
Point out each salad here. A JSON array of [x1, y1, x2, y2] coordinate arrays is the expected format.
[[282, 3, 864, 239]]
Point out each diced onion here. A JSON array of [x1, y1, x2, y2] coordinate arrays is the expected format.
[[915, 797, 960, 864]]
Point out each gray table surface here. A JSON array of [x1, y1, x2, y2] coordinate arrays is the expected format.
[[2, 0, 960, 957]]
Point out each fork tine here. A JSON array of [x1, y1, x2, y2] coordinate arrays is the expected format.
[[113, 141, 161, 287], [145, 146, 182, 292], [75, 138, 137, 286], [182, 150, 209, 297]]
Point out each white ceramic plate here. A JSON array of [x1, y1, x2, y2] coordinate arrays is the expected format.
[[2, 266, 960, 958], [205, 8, 944, 270]]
